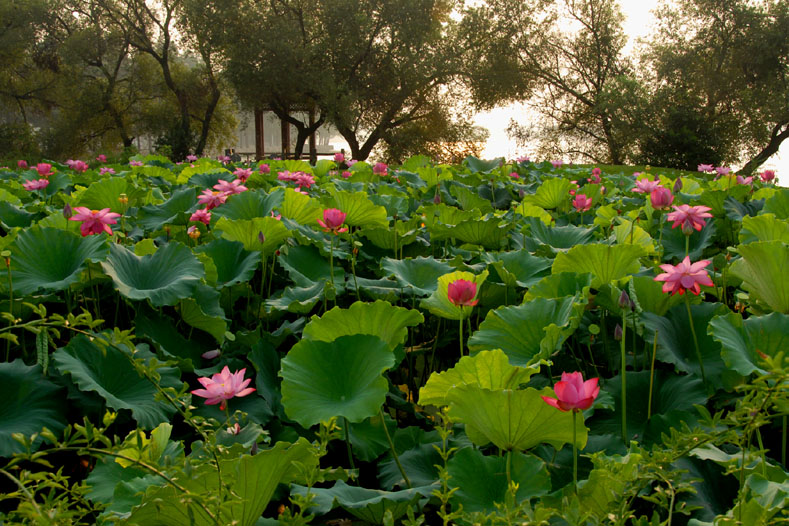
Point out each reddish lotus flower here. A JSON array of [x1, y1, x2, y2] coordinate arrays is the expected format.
[[509, 171, 520, 179], [198, 189, 229, 210], [186, 155, 198, 162], [259, 163, 270, 174], [190, 208, 211, 225], [572, 193, 592, 212], [697, 164, 714, 173], [294, 172, 315, 189], [18, 160, 28, 169], [334, 152, 345, 163], [654, 256, 714, 296], [541, 371, 600, 412], [66, 159, 90, 172], [191, 366, 256, 410], [217, 155, 230, 163], [35, 163, 53, 178], [715, 166, 730, 177], [373, 162, 388, 176], [588, 167, 601, 184], [99, 167, 115, 175], [277, 170, 296, 182], [447, 279, 478, 307], [341, 170, 352, 179], [69, 207, 121, 236], [23, 179, 49, 191], [213, 179, 247, 195], [96, 154, 107, 163], [550, 159, 563, 169], [760, 169, 775, 183], [632, 177, 660, 194], [318, 208, 348, 234], [667, 204, 713, 232], [650, 187, 674, 209], [233, 168, 253, 182]]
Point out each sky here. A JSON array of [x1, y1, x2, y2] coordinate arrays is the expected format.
[[474, 0, 786, 180]]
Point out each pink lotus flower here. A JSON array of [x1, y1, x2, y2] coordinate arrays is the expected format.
[[447, 279, 479, 307], [66, 159, 90, 172], [217, 155, 231, 163], [550, 160, 563, 169], [213, 179, 247, 195], [129, 160, 144, 167], [736, 175, 753, 185], [294, 172, 315, 189], [715, 166, 730, 177], [187, 225, 201, 239], [23, 179, 50, 191], [190, 208, 211, 225], [667, 204, 713, 232], [632, 177, 661, 194], [201, 349, 221, 360], [191, 366, 256, 410], [654, 256, 714, 296], [760, 169, 775, 183], [277, 170, 296, 182], [572, 193, 593, 212], [69, 207, 121, 236], [270, 211, 281, 220], [588, 167, 601, 184], [233, 168, 253, 182], [341, 171, 352, 179], [509, 172, 520, 179], [18, 160, 28, 169], [373, 162, 388, 176], [318, 208, 348, 234], [35, 163, 53, 178], [697, 164, 714, 173], [96, 154, 107, 163], [186, 155, 198, 162], [516, 155, 530, 162], [99, 167, 115, 175], [198, 189, 229, 210], [334, 152, 345, 163], [650, 187, 674, 209], [259, 163, 270, 174], [347, 159, 358, 167], [541, 371, 600, 412]]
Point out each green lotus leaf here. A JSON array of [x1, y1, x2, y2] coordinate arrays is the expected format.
[[360, 221, 418, 250], [739, 214, 789, 244], [196, 238, 259, 288], [629, 275, 689, 316], [524, 272, 594, 301], [380, 256, 454, 295], [483, 249, 553, 288], [465, 156, 502, 174], [349, 413, 398, 462], [660, 219, 717, 261], [0, 188, 21, 206], [53, 336, 182, 429], [440, 218, 506, 249], [78, 176, 145, 213], [420, 270, 488, 320], [420, 203, 479, 228], [277, 244, 345, 289], [419, 349, 539, 407], [762, 187, 789, 219], [642, 303, 730, 385], [0, 201, 36, 228], [328, 188, 388, 228], [349, 276, 401, 302], [0, 360, 66, 457], [135, 187, 197, 231], [513, 202, 553, 225], [215, 216, 290, 255], [302, 300, 423, 351], [468, 297, 576, 366], [708, 311, 789, 376], [280, 335, 395, 427], [698, 187, 749, 216], [447, 385, 588, 451], [101, 242, 204, 306], [178, 284, 228, 344], [614, 219, 655, 254], [527, 218, 596, 250], [8, 226, 109, 295], [265, 280, 326, 313], [280, 187, 323, 225], [212, 188, 283, 220], [185, 168, 232, 188], [135, 306, 210, 365], [552, 243, 645, 287], [137, 164, 177, 184], [451, 184, 494, 213], [377, 427, 445, 489], [730, 241, 789, 313], [447, 447, 551, 514], [522, 177, 573, 209]]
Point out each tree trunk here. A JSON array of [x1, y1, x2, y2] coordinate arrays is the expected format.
[[739, 121, 789, 175]]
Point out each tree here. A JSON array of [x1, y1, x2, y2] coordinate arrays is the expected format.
[[644, 0, 789, 174]]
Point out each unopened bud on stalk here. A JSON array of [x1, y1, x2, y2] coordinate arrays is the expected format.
[[258, 231, 265, 244], [63, 203, 73, 220], [673, 178, 682, 193], [614, 323, 623, 341], [618, 289, 634, 311]]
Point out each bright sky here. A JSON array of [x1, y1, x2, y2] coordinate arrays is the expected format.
[[475, 0, 786, 181]]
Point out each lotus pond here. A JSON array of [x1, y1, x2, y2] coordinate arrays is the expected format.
[[0, 155, 787, 525]]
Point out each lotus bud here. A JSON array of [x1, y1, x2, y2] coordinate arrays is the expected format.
[[681, 221, 695, 236], [258, 231, 265, 244], [618, 289, 632, 310], [63, 203, 73, 220], [201, 349, 221, 359], [614, 323, 623, 341], [673, 178, 682, 193], [433, 192, 441, 204]]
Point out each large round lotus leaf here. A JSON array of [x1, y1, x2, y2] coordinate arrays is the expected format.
[[212, 188, 283, 220], [79, 176, 145, 213], [642, 302, 730, 385], [0, 201, 36, 228], [420, 270, 488, 321], [135, 187, 196, 231], [660, 219, 717, 261], [280, 335, 395, 427], [440, 218, 506, 249], [467, 297, 576, 366], [328, 188, 388, 228], [527, 218, 596, 249], [523, 177, 573, 209], [730, 241, 789, 314], [762, 187, 789, 218], [629, 275, 688, 316], [447, 385, 588, 451], [447, 447, 551, 514], [215, 216, 290, 255], [483, 249, 553, 288], [197, 238, 259, 288], [378, 442, 442, 490], [178, 284, 228, 344], [302, 300, 423, 351], [524, 272, 594, 301], [552, 243, 645, 287], [277, 244, 345, 288], [465, 155, 502, 174], [739, 214, 789, 244], [613, 219, 655, 255], [101, 242, 204, 306], [53, 336, 182, 429], [514, 202, 553, 225], [708, 311, 789, 376], [9, 226, 110, 294], [348, 413, 398, 462], [419, 349, 539, 407], [280, 188, 323, 225], [380, 256, 454, 295], [451, 184, 494, 213], [0, 360, 66, 457]]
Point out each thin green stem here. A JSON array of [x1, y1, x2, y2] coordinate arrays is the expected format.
[[349, 231, 361, 301], [5, 256, 12, 360], [783, 415, 787, 468], [755, 428, 767, 477], [343, 417, 356, 472], [684, 234, 690, 258], [329, 237, 335, 289], [684, 297, 707, 384], [572, 410, 578, 493], [0, 468, 43, 517], [621, 309, 628, 444], [648, 331, 658, 420], [458, 312, 464, 359], [506, 449, 513, 488], [380, 408, 411, 488]]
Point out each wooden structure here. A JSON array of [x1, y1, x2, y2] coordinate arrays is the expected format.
[[253, 105, 319, 161]]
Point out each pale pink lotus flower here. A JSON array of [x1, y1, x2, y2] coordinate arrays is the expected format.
[[347, 159, 358, 166], [550, 160, 563, 169], [198, 189, 229, 210], [650, 187, 674, 209], [129, 160, 143, 167], [697, 164, 714, 173], [277, 170, 297, 182], [509, 172, 520, 179], [213, 179, 247, 195], [191, 366, 256, 410], [270, 211, 281, 220], [588, 167, 601, 184], [259, 163, 270, 174], [572, 193, 593, 212], [23, 179, 50, 191], [447, 279, 478, 307], [190, 208, 211, 225], [760, 169, 775, 183], [96, 154, 107, 163], [317, 208, 348, 234], [187, 225, 200, 239], [18, 160, 28, 169], [632, 177, 661, 194], [654, 256, 713, 296], [186, 155, 198, 162], [373, 162, 388, 176], [715, 166, 730, 177], [217, 155, 231, 163], [541, 371, 600, 412], [201, 349, 221, 359], [334, 152, 345, 163], [99, 167, 115, 175], [35, 163, 53, 178], [667, 204, 713, 232], [69, 207, 121, 236], [294, 172, 315, 189], [516, 155, 530, 162], [66, 159, 90, 172], [233, 168, 253, 182], [736, 175, 753, 185]]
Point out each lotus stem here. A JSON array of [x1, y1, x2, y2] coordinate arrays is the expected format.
[[756, 428, 767, 477], [783, 415, 787, 468], [348, 230, 360, 301], [648, 330, 658, 420], [380, 408, 411, 489], [506, 449, 513, 489], [5, 255, 12, 360], [572, 409, 578, 493], [685, 234, 690, 259], [621, 309, 628, 444], [329, 236, 335, 291], [343, 416, 355, 472], [393, 216, 398, 259], [458, 312, 464, 359], [684, 297, 707, 385]]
